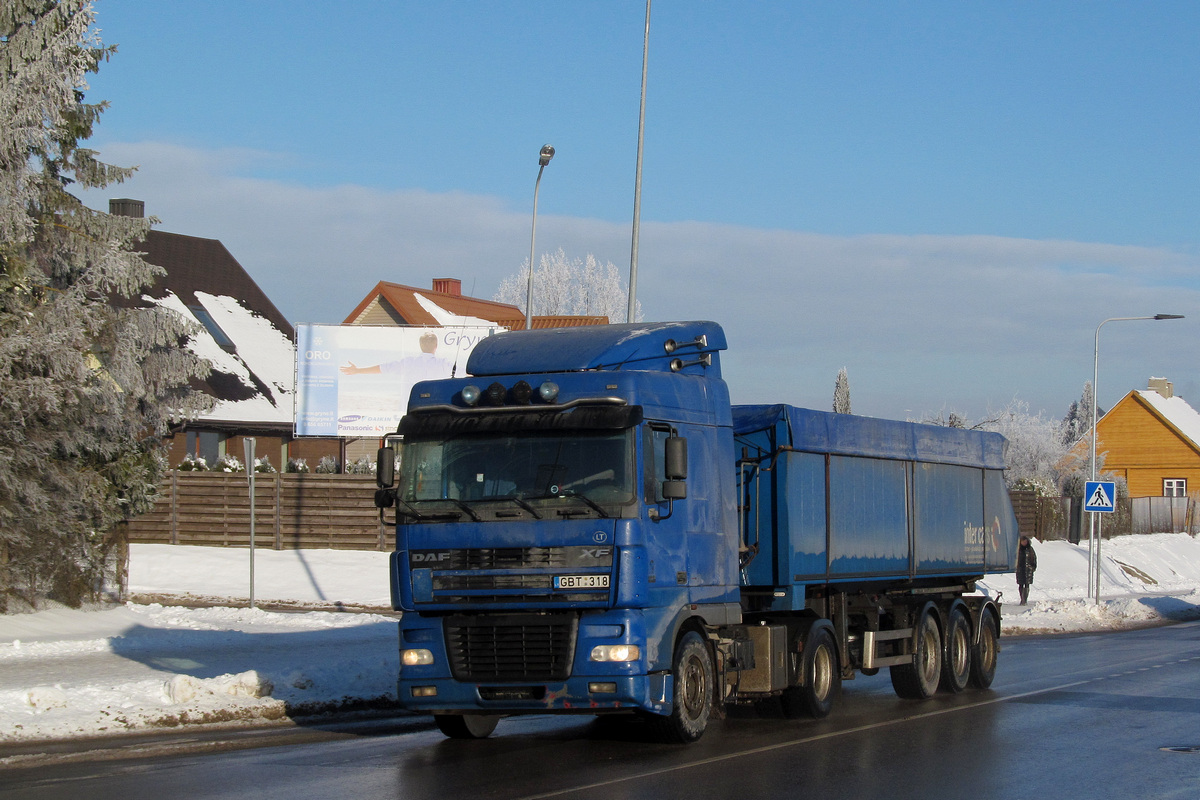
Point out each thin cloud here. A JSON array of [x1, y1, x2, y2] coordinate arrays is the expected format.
[[81, 141, 1200, 419]]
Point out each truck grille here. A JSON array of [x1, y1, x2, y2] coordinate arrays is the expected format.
[[410, 546, 612, 570], [444, 613, 576, 682]]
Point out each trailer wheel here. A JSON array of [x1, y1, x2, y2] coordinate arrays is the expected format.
[[940, 606, 972, 693], [434, 713, 500, 739], [648, 631, 714, 743], [969, 610, 999, 689], [890, 604, 942, 700], [781, 627, 839, 719]]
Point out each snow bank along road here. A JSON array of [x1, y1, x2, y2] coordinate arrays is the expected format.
[[2, 536, 1200, 751]]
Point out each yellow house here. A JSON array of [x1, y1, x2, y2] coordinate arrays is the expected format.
[[1084, 378, 1200, 498]]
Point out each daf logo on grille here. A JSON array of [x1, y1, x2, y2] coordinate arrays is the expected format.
[[411, 551, 451, 563], [592, 531, 608, 544]]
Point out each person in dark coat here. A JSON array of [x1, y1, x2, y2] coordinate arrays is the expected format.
[[1016, 536, 1037, 605]]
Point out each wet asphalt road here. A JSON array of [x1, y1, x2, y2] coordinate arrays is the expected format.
[[3, 620, 1200, 800]]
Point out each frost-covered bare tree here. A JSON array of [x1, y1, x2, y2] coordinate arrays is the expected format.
[[0, 1, 211, 610], [982, 400, 1069, 495], [916, 400, 1068, 493], [833, 367, 851, 414], [494, 249, 643, 322]]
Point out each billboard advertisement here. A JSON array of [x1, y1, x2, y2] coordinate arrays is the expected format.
[[295, 324, 501, 437]]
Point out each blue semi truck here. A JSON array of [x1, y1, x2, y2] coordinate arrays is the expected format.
[[374, 321, 1018, 742]]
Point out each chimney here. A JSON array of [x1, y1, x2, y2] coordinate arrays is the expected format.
[[432, 278, 462, 297], [109, 198, 145, 218], [1148, 377, 1174, 398]]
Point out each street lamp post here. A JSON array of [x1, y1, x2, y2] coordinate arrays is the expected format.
[[627, 0, 651, 323], [1088, 313, 1184, 604], [525, 144, 555, 330]]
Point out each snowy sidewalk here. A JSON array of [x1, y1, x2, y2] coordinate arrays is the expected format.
[[2, 536, 1200, 747]]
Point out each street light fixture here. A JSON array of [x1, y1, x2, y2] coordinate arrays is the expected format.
[[1088, 313, 1185, 603], [525, 144, 555, 330]]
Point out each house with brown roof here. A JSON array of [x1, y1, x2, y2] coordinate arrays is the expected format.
[[1080, 377, 1200, 498], [111, 199, 340, 471], [336, 278, 607, 462], [343, 278, 608, 330]]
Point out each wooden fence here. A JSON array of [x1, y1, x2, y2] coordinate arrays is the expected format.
[[124, 471, 390, 551], [126, 480, 1195, 553], [1010, 490, 1200, 541]]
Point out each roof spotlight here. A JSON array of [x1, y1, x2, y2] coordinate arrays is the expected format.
[[485, 382, 507, 406], [538, 381, 560, 403], [460, 385, 481, 406], [511, 380, 533, 405]]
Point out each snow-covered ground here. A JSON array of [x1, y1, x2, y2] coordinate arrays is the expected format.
[[1, 536, 1199, 748]]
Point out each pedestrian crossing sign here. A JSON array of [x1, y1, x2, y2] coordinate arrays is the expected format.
[[1084, 480, 1116, 513]]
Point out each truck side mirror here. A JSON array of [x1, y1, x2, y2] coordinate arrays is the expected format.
[[651, 434, 687, 521], [662, 479, 687, 500], [376, 447, 396, 489], [665, 435, 687, 480]]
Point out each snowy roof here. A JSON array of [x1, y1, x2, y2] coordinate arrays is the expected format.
[[1134, 389, 1200, 451], [135, 229, 296, 429], [151, 291, 295, 427]]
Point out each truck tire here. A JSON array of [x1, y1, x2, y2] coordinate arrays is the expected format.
[[434, 713, 500, 739], [939, 606, 972, 693], [648, 631, 714, 743], [890, 604, 942, 700], [969, 610, 999, 689], [781, 627, 839, 719]]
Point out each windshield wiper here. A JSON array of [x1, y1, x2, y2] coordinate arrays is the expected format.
[[399, 499, 466, 521], [446, 498, 481, 521], [525, 491, 610, 519], [394, 499, 426, 521], [503, 496, 543, 519]]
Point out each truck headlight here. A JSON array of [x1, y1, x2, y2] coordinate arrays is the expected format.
[[590, 644, 641, 662], [402, 648, 434, 666]]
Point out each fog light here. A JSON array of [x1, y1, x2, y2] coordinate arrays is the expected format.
[[461, 385, 481, 406], [589, 682, 618, 694], [590, 644, 641, 662], [411, 686, 438, 698], [402, 648, 434, 666]]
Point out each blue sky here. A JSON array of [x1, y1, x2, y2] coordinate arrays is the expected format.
[[79, 1, 1200, 419]]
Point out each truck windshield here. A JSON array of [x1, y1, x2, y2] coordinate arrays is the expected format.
[[398, 429, 635, 511]]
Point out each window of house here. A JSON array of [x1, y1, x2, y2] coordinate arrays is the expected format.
[[188, 305, 236, 353], [1163, 478, 1187, 497], [186, 430, 224, 466]]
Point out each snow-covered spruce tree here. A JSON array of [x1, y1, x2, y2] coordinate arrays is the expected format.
[[494, 249, 644, 322], [0, 2, 211, 610], [833, 367, 851, 414], [1061, 380, 1101, 446]]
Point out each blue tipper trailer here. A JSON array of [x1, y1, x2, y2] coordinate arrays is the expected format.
[[374, 321, 1019, 743]]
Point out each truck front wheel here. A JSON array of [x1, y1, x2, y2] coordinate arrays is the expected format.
[[890, 605, 942, 700], [648, 631, 714, 743], [434, 713, 500, 739]]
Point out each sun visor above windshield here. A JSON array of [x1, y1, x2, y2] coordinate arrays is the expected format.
[[400, 404, 645, 437], [466, 321, 726, 376]]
